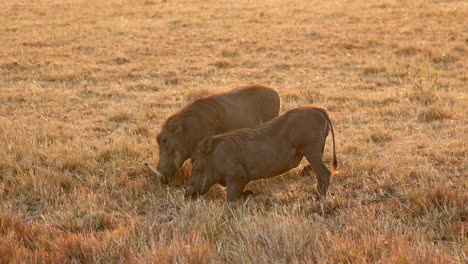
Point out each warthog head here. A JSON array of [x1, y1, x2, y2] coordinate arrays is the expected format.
[[156, 124, 188, 179], [184, 137, 219, 199]]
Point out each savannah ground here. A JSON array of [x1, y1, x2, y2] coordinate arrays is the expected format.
[[0, 0, 467, 263]]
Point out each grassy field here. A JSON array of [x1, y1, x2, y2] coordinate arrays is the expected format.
[[0, 0, 466, 263]]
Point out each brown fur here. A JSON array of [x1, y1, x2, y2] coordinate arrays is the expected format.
[[163, 97, 226, 153], [185, 106, 338, 201], [156, 84, 280, 180]]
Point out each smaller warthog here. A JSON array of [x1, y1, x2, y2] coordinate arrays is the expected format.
[[154, 85, 280, 182], [185, 106, 337, 201]]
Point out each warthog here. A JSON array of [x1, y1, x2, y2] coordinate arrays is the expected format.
[[154, 85, 280, 182], [185, 106, 337, 201]]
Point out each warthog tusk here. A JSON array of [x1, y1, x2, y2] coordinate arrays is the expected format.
[[144, 162, 164, 179]]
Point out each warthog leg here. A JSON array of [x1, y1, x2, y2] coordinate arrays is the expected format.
[[226, 181, 248, 202], [300, 148, 331, 198], [308, 156, 331, 198]]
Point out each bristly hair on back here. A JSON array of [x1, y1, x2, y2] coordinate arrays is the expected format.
[[213, 128, 263, 151], [164, 96, 226, 131]]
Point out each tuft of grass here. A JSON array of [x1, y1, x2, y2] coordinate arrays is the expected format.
[[163, 71, 180, 86], [212, 60, 234, 68], [41, 71, 86, 84], [341, 42, 359, 50], [417, 105, 452, 122], [142, 238, 217, 264], [282, 92, 301, 103], [56, 173, 75, 192], [0, 237, 17, 264], [275, 63, 292, 70], [405, 187, 467, 220], [343, 143, 361, 154], [126, 83, 160, 92], [132, 125, 150, 136], [452, 45, 466, 54], [408, 68, 439, 105], [97, 143, 142, 163], [108, 112, 134, 123], [395, 46, 420, 56], [114, 56, 131, 65], [220, 48, 240, 58], [144, 0, 156, 6], [367, 130, 393, 144], [2, 60, 27, 71], [432, 53, 459, 65], [365, 39, 381, 47], [57, 153, 92, 173], [308, 31, 321, 39], [56, 233, 102, 263], [362, 66, 386, 76], [58, 211, 116, 233]]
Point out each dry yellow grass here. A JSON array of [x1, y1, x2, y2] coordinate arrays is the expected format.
[[0, 0, 467, 263]]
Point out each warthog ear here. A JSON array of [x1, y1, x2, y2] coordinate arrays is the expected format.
[[198, 137, 214, 154]]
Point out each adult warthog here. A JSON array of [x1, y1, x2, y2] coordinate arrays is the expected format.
[[153, 85, 280, 182], [185, 106, 337, 201]]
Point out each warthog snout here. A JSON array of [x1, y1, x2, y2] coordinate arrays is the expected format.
[[156, 163, 176, 180]]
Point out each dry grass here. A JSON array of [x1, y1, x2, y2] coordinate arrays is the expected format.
[[1, 0, 467, 263]]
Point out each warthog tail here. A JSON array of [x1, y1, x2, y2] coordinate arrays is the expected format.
[[316, 108, 337, 173]]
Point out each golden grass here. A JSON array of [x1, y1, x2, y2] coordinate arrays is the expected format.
[[0, 0, 467, 263]]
